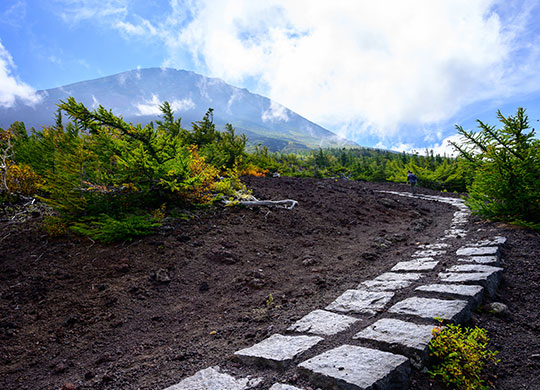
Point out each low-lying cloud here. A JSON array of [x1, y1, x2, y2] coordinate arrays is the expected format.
[[0, 41, 42, 108]]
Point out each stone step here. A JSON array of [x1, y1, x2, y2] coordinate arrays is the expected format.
[[287, 309, 359, 336], [412, 249, 446, 257], [415, 284, 484, 309], [446, 264, 503, 273], [326, 290, 395, 315], [388, 296, 470, 323], [458, 255, 500, 266], [391, 258, 439, 272], [456, 246, 500, 258], [438, 268, 502, 298], [418, 243, 450, 249], [470, 236, 507, 247], [358, 272, 423, 291], [269, 384, 304, 390], [353, 318, 436, 369], [299, 345, 410, 390], [163, 366, 262, 390], [234, 334, 323, 369]]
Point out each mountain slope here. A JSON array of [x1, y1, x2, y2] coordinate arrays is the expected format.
[[0, 68, 355, 151]]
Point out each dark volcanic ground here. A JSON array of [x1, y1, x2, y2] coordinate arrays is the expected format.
[[1, 176, 539, 390]]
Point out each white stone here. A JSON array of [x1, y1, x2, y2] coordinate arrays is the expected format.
[[326, 290, 394, 315], [299, 345, 410, 390], [388, 297, 470, 323], [446, 264, 503, 274], [374, 272, 423, 281], [456, 246, 500, 257], [287, 309, 359, 336], [438, 270, 502, 298], [269, 384, 304, 390], [358, 279, 413, 291], [163, 367, 262, 390], [415, 284, 484, 309], [418, 243, 450, 249], [234, 334, 323, 368], [471, 236, 507, 247], [458, 256, 500, 266], [391, 259, 439, 272], [353, 318, 436, 368], [412, 249, 446, 257]]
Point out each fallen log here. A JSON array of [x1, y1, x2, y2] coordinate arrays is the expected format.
[[222, 197, 298, 210]]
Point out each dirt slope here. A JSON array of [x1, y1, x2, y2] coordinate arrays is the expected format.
[[1, 176, 538, 390]]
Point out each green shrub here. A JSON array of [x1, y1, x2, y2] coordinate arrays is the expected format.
[[451, 108, 540, 229], [428, 320, 499, 389]]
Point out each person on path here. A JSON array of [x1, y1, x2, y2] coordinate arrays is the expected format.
[[407, 170, 417, 195]]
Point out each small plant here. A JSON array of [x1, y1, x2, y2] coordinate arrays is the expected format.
[[428, 319, 499, 389]]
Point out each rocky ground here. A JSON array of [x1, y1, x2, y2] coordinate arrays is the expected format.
[[1, 176, 539, 390]]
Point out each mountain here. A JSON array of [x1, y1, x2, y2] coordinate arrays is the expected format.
[[0, 68, 356, 151]]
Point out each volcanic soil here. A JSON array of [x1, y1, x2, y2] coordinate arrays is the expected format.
[[1, 176, 539, 390]]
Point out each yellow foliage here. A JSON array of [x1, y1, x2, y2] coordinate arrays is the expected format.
[[238, 164, 269, 177], [5, 162, 41, 196], [185, 146, 220, 204]]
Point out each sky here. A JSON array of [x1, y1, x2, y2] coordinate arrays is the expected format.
[[1, 0, 540, 154]]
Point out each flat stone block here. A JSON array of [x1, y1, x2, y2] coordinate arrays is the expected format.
[[388, 297, 470, 323], [288, 309, 359, 336], [299, 345, 410, 390], [458, 256, 500, 266], [163, 366, 262, 390], [234, 334, 323, 369], [415, 284, 484, 309], [418, 243, 449, 249], [391, 259, 439, 272], [471, 236, 507, 247], [353, 318, 436, 368], [374, 272, 423, 281], [326, 290, 394, 314], [412, 249, 446, 257], [269, 384, 304, 390], [446, 264, 503, 274], [438, 270, 502, 298], [456, 246, 500, 258], [358, 279, 413, 291]]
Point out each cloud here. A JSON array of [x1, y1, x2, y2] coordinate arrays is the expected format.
[[56, 0, 127, 24], [151, 0, 540, 142], [0, 41, 42, 108], [262, 100, 289, 122], [48, 0, 540, 147], [135, 94, 194, 116]]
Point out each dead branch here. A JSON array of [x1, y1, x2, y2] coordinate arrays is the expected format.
[[222, 197, 298, 210]]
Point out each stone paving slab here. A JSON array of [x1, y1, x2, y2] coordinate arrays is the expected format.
[[446, 264, 503, 273], [391, 259, 439, 272], [269, 384, 304, 390], [418, 243, 450, 249], [163, 366, 262, 390], [438, 270, 502, 298], [299, 345, 410, 390], [415, 284, 484, 309], [471, 236, 507, 247], [373, 272, 423, 281], [234, 334, 323, 369], [388, 297, 470, 323], [288, 309, 359, 336], [412, 249, 446, 257], [353, 318, 436, 368], [358, 279, 413, 291], [458, 256, 500, 266], [326, 290, 395, 314], [456, 246, 500, 258]]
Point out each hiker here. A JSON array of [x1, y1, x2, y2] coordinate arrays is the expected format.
[[407, 170, 417, 195]]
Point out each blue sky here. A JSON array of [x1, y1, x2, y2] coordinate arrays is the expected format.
[[1, 0, 540, 154]]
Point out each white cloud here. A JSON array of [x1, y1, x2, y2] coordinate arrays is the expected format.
[[0, 41, 42, 108], [57, 0, 127, 24], [149, 0, 540, 142], [262, 100, 289, 122], [135, 94, 195, 116]]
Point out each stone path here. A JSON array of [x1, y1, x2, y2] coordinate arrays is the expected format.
[[163, 191, 507, 390]]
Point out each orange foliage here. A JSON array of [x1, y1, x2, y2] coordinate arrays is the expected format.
[[239, 164, 269, 177]]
